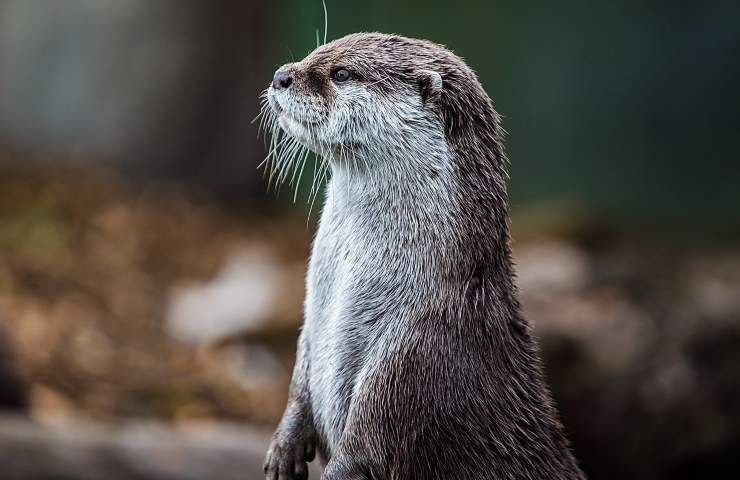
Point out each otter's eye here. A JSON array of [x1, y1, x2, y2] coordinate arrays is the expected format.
[[332, 68, 351, 83]]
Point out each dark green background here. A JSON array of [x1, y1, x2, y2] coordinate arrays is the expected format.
[[271, 0, 740, 231]]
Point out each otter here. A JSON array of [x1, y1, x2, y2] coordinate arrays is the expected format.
[[261, 33, 585, 480]]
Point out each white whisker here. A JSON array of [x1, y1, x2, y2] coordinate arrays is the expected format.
[[322, 0, 329, 45]]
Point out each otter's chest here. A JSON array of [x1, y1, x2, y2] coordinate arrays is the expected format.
[[302, 175, 455, 452], [303, 195, 402, 451]]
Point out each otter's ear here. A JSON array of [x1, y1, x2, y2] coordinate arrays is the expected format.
[[416, 69, 443, 103]]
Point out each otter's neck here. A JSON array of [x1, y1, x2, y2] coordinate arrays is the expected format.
[[324, 143, 517, 306], [328, 146, 451, 206]]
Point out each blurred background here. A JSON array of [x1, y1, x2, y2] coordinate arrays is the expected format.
[[0, 0, 739, 479]]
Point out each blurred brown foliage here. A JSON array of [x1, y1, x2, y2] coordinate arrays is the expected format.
[[0, 164, 739, 479], [0, 165, 308, 424]]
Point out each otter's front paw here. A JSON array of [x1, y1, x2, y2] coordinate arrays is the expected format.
[[263, 429, 316, 480]]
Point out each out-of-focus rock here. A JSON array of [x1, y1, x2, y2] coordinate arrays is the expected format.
[[210, 342, 288, 391], [685, 254, 740, 319], [515, 239, 590, 297], [517, 239, 651, 372], [29, 385, 78, 425], [166, 248, 287, 344], [164, 245, 306, 400], [2, 167, 740, 478], [165, 246, 304, 344], [0, 415, 323, 480], [517, 238, 740, 480], [0, 167, 309, 424]]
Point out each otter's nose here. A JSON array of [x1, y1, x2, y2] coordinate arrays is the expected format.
[[272, 70, 293, 90]]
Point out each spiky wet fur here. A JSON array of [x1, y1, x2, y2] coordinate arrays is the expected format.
[[260, 33, 585, 480]]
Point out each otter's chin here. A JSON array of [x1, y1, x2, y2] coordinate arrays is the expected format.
[[267, 92, 283, 115], [278, 115, 314, 146]]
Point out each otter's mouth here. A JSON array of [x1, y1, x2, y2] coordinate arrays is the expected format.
[[268, 90, 319, 125], [258, 87, 333, 204], [279, 115, 315, 147], [267, 89, 324, 152], [264, 87, 360, 162]]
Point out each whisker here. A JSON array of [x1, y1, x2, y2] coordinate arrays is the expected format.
[[322, 0, 329, 45], [293, 148, 312, 203], [258, 132, 289, 170], [272, 137, 299, 191]]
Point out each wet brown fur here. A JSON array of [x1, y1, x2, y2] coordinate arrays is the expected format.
[[264, 33, 585, 480]]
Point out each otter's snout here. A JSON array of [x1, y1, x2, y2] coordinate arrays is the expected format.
[[272, 70, 293, 90]]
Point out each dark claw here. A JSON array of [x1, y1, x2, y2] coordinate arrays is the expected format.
[[294, 461, 308, 480], [265, 437, 313, 480], [305, 440, 316, 462]]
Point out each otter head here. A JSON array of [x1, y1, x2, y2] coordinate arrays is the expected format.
[[261, 32, 503, 188]]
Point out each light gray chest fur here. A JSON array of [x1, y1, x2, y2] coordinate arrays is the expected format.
[[303, 159, 457, 453]]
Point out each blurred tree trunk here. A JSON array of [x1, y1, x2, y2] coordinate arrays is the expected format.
[[0, 0, 277, 198], [146, 0, 274, 198]]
